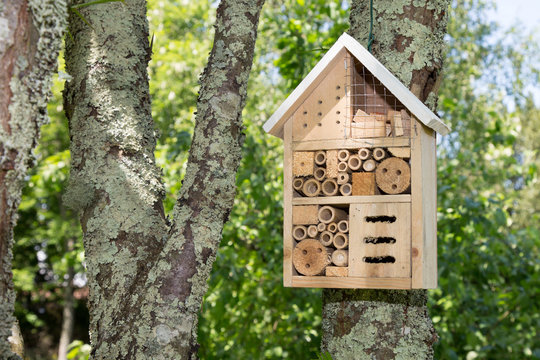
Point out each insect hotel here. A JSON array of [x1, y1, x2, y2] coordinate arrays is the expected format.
[[264, 33, 450, 289]]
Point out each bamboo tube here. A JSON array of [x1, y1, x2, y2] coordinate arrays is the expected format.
[[292, 225, 307, 241], [307, 225, 318, 238], [327, 222, 338, 233], [337, 161, 349, 173], [337, 172, 349, 185], [292, 178, 304, 191], [339, 183, 352, 196], [362, 159, 377, 172], [318, 206, 348, 224], [347, 155, 362, 171], [358, 148, 371, 160], [332, 250, 348, 266], [373, 147, 386, 161], [314, 150, 326, 165], [320, 231, 334, 246], [321, 178, 339, 196], [337, 149, 350, 162], [337, 220, 349, 233], [302, 179, 321, 197], [314, 167, 326, 181], [333, 232, 349, 249], [317, 223, 326, 232], [293, 239, 332, 276], [375, 157, 411, 194]]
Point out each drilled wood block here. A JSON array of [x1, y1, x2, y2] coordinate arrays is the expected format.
[[352, 172, 377, 195], [326, 266, 348, 277], [293, 151, 315, 176], [292, 205, 319, 225]]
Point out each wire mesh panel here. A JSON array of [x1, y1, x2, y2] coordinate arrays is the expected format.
[[345, 51, 411, 143]]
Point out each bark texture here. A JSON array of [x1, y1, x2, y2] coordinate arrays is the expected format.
[[63, 0, 264, 358], [0, 0, 66, 358], [321, 1, 449, 359]]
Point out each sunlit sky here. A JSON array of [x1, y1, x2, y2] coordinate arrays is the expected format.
[[493, 0, 540, 31]]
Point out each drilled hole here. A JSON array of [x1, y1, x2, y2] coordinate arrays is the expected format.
[[302, 250, 307, 255], [336, 111, 341, 115], [365, 215, 396, 223], [318, 112, 322, 116], [382, 168, 388, 173], [317, 248, 322, 253], [318, 123, 322, 127], [318, 100, 323, 104], [303, 111, 307, 115], [336, 120, 340, 124], [303, 123, 307, 128], [363, 256, 395, 263], [336, 96, 340, 100], [396, 170, 402, 175], [364, 237, 396, 244], [392, 184, 397, 190], [336, 85, 341, 90], [300, 162, 305, 167], [305, 263, 310, 268]]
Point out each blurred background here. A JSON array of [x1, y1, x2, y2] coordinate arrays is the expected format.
[[13, 0, 539, 359]]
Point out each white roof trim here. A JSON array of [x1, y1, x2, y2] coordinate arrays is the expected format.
[[264, 32, 450, 137]]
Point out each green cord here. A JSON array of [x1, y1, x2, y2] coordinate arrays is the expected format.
[[368, 0, 374, 53]]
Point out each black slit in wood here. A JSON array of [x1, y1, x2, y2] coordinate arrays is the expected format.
[[364, 237, 396, 244], [365, 215, 396, 223], [363, 256, 395, 263]]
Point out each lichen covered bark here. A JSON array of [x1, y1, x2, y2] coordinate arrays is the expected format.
[[321, 1, 450, 359], [0, 0, 66, 358], [63, 0, 264, 358]]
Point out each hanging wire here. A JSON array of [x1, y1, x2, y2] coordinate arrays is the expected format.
[[367, 0, 374, 53]]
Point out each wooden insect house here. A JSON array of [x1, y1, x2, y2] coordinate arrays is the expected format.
[[264, 33, 450, 289]]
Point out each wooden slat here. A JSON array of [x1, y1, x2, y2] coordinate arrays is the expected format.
[[292, 137, 410, 151], [411, 119, 438, 289], [349, 202, 411, 278], [291, 276, 411, 289], [292, 194, 411, 206], [283, 119, 293, 287]]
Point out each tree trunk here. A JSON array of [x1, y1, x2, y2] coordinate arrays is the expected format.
[[321, 1, 449, 358], [0, 1, 66, 358], [58, 239, 75, 360], [63, 0, 264, 358]]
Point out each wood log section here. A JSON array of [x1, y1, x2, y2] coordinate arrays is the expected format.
[[337, 161, 349, 173], [321, 179, 339, 196], [387, 147, 411, 159], [320, 231, 334, 246], [375, 157, 411, 194], [372, 148, 386, 161], [292, 205, 319, 225], [358, 148, 371, 160], [337, 172, 350, 185], [292, 225, 307, 241], [307, 225, 318, 238], [352, 172, 377, 195], [326, 150, 339, 178], [331, 250, 348, 266], [333, 233, 349, 249], [314, 150, 326, 165], [327, 222, 338, 233], [293, 152, 315, 176], [318, 205, 348, 224], [317, 222, 326, 232], [302, 179, 321, 197], [293, 239, 332, 276], [337, 220, 349, 233], [339, 183, 352, 196], [326, 266, 348, 277], [347, 155, 362, 171], [314, 167, 326, 181], [362, 159, 377, 172], [292, 178, 304, 192], [337, 149, 350, 162]]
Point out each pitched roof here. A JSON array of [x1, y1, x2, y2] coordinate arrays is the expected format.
[[264, 32, 450, 138]]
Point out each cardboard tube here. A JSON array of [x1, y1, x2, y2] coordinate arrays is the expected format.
[[318, 206, 348, 224], [347, 155, 362, 171], [321, 179, 339, 196], [337, 149, 350, 162], [358, 148, 371, 160], [373, 147, 386, 161], [293, 178, 304, 191], [317, 223, 326, 232], [337, 220, 349, 233], [292, 225, 307, 241], [314, 167, 326, 181], [332, 250, 348, 266], [307, 225, 318, 238], [339, 183, 352, 196], [327, 222, 338, 233], [302, 179, 321, 197], [315, 150, 326, 165], [337, 172, 350, 185], [333, 233, 349, 249], [320, 231, 334, 246]]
